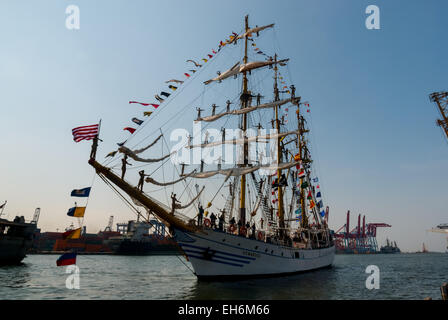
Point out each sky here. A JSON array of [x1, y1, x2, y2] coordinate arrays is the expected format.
[[0, 0, 447, 252]]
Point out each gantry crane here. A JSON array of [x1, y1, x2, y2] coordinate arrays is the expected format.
[[429, 91, 448, 142]]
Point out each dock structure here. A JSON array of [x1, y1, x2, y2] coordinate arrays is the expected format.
[[333, 211, 391, 254]]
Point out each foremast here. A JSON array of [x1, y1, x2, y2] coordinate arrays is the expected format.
[[239, 15, 250, 226]]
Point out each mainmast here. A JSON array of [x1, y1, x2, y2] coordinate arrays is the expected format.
[[274, 54, 285, 237], [297, 100, 308, 228], [239, 15, 250, 226]]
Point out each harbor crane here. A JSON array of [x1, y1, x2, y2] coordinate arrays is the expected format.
[[429, 91, 448, 142], [104, 215, 114, 232], [31, 208, 40, 224]]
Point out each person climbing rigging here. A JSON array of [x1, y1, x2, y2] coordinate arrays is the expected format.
[[137, 170, 148, 192], [170, 193, 180, 215], [121, 155, 132, 180]]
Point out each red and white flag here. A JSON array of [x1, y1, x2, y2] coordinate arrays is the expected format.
[[72, 124, 99, 143]]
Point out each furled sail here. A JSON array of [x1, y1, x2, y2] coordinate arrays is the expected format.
[[145, 170, 196, 186], [195, 97, 298, 122], [188, 130, 300, 149], [118, 146, 172, 163], [203, 61, 240, 85], [175, 186, 205, 209], [204, 59, 289, 85], [235, 23, 275, 40], [133, 134, 163, 154]]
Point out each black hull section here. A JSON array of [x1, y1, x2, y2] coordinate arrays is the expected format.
[[196, 264, 333, 282]]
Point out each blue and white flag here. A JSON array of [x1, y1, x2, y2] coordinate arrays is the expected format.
[[132, 117, 144, 125], [70, 187, 91, 198], [312, 177, 319, 183]]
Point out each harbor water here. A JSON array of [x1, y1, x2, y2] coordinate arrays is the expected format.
[[0, 253, 446, 300]]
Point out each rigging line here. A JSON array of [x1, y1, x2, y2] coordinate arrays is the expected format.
[[123, 44, 230, 148], [98, 173, 151, 225]]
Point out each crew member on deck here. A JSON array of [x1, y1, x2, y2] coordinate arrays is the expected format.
[[210, 212, 217, 229], [237, 219, 242, 235], [198, 205, 204, 226], [218, 212, 225, 231], [229, 217, 236, 232], [121, 155, 132, 180], [251, 223, 256, 239]]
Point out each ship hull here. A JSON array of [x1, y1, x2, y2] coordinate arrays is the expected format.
[[104, 238, 181, 256], [174, 228, 335, 279], [0, 237, 32, 265]]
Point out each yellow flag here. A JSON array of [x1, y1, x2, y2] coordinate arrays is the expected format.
[[143, 111, 153, 117]]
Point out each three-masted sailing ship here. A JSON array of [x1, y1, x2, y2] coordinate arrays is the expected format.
[[86, 16, 335, 279]]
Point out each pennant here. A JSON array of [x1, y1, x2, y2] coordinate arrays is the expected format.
[[132, 118, 144, 125], [298, 170, 305, 178], [320, 210, 326, 217], [117, 140, 127, 147], [309, 200, 315, 209], [70, 187, 91, 198], [155, 95, 165, 103], [67, 207, 86, 218], [212, 50, 217, 54], [143, 111, 153, 117], [56, 252, 77, 267], [301, 181, 309, 189], [189, 69, 196, 73], [316, 192, 322, 198], [129, 101, 150, 106], [165, 79, 184, 84], [106, 151, 118, 158], [313, 177, 319, 183], [168, 85, 178, 91], [149, 104, 159, 108], [124, 127, 136, 134], [184, 73, 191, 77], [160, 92, 170, 98], [62, 228, 81, 240], [307, 191, 312, 200], [202, 59, 208, 63], [186, 60, 202, 67], [316, 184, 320, 189], [208, 54, 213, 58]]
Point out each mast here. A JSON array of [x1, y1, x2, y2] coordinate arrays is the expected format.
[[239, 15, 250, 226], [297, 101, 308, 228], [274, 54, 285, 237]]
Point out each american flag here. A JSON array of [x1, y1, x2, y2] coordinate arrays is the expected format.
[[72, 124, 99, 143]]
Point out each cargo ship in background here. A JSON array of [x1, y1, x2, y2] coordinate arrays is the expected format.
[[104, 218, 180, 255], [380, 239, 401, 254], [31, 215, 179, 255]]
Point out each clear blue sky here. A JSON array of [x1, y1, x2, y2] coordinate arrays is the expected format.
[[0, 0, 447, 252]]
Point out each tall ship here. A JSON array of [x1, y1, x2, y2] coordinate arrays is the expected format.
[[0, 203, 38, 265], [380, 239, 401, 254], [80, 16, 334, 279]]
